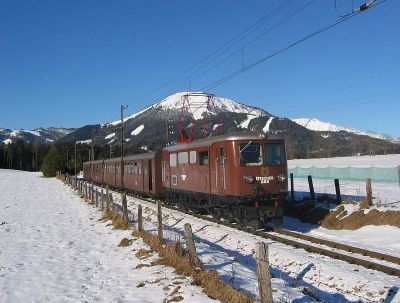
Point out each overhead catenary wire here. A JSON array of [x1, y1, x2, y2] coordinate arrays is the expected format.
[[199, 0, 386, 93], [130, 0, 317, 117], [134, 0, 294, 103], [284, 88, 400, 116]]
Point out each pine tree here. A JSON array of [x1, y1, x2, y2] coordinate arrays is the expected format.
[[41, 146, 61, 177]]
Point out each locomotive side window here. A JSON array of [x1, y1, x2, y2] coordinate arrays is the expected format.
[[170, 153, 177, 167], [189, 151, 196, 164], [199, 151, 209, 166], [265, 143, 284, 166], [240, 143, 263, 166], [178, 152, 188, 164]]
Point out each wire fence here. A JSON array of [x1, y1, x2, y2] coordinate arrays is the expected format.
[[289, 166, 399, 183]]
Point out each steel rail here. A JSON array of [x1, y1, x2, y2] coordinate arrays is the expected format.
[[83, 182, 400, 277]]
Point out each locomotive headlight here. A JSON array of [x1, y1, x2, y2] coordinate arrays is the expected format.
[[277, 174, 286, 182], [244, 175, 255, 184]]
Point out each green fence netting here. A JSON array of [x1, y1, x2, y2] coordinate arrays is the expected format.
[[289, 166, 399, 183]]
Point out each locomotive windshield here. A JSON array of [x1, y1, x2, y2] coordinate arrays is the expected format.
[[240, 143, 263, 166], [265, 143, 284, 166]]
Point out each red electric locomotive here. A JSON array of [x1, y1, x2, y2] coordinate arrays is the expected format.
[[83, 131, 287, 228]]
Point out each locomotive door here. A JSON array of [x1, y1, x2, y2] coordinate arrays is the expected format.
[[215, 144, 227, 194]]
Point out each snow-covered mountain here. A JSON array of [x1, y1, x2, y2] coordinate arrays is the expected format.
[[59, 92, 400, 158], [292, 118, 400, 143], [109, 92, 268, 126], [0, 127, 75, 145]]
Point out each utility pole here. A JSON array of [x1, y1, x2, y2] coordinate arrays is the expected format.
[[166, 119, 170, 146], [120, 105, 128, 189], [74, 142, 77, 176], [91, 128, 95, 161]]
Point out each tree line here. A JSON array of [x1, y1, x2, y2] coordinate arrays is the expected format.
[[0, 140, 130, 177]]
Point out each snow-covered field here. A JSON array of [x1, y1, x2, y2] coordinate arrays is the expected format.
[[1, 169, 400, 302], [288, 154, 400, 206], [0, 170, 216, 303]]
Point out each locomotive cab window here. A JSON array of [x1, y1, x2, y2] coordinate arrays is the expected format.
[[189, 151, 196, 164], [199, 151, 208, 166], [178, 152, 188, 164], [265, 143, 284, 166], [240, 143, 263, 166], [170, 154, 177, 167]]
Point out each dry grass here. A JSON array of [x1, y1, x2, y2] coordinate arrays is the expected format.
[[132, 229, 253, 303], [321, 206, 400, 230], [135, 248, 152, 259], [135, 263, 152, 269], [101, 209, 130, 230], [118, 238, 134, 247]]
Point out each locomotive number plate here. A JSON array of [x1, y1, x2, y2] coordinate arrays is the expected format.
[[256, 176, 274, 184]]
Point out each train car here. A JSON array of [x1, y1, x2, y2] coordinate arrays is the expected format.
[[104, 158, 119, 188], [123, 151, 163, 196], [91, 159, 105, 184], [162, 132, 287, 228], [83, 161, 92, 182]]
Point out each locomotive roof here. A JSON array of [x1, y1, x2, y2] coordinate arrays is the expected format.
[[163, 131, 284, 152], [83, 159, 104, 165]]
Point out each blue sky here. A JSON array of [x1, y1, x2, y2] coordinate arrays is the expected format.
[[1, 0, 399, 137]]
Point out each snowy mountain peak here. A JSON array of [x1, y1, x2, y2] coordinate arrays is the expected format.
[[109, 92, 269, 125], [155, 92, 268, 119], [293, 118, 400, 143]]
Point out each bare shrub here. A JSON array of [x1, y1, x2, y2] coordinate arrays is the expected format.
[[101, 209, 130, 230], [118, 238, 134, 247], [132, 229, 252, 303]]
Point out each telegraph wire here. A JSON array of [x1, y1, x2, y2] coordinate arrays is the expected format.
[[199, 0, 386, 92], [283, 89, 400, 116], [134, 0, 315, 114], [189, 0, 315, 85], [287, 94, 400, 117], [134, 0, 294, 103], [285, 89, 400, 115]]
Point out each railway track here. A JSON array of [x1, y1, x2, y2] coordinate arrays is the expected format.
[[84, 182, 400, 278], [130, 195, 400, 277]]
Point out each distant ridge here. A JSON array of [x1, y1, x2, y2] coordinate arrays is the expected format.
[[292, 118, 400, 144], [1, 127, 75, 145]]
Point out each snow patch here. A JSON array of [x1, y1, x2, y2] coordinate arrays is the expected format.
[[131, 124, 144, 136], [3, 138, 12, 144], [77, 139, 92, 144], [105, 133, 115, 139], [262, 117, 274, 133]]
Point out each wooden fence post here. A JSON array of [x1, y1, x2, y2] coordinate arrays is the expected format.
[[138, 205, 143, 231], [256, 242, 273, 303], [95, 188, 99, 207], [366, 178, 373, 206], [334, 179, 342, 204], [290, 173, 294, 200], [106, 186, 109, 211], [157, 201, 163, 240], [108, 193, 114, 211], [100, 189, 104, 210], [91, 185, 95, 204], [308, 175, 315, 201], [184, 223, 201, 268], [122, 192, 128, 223]]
